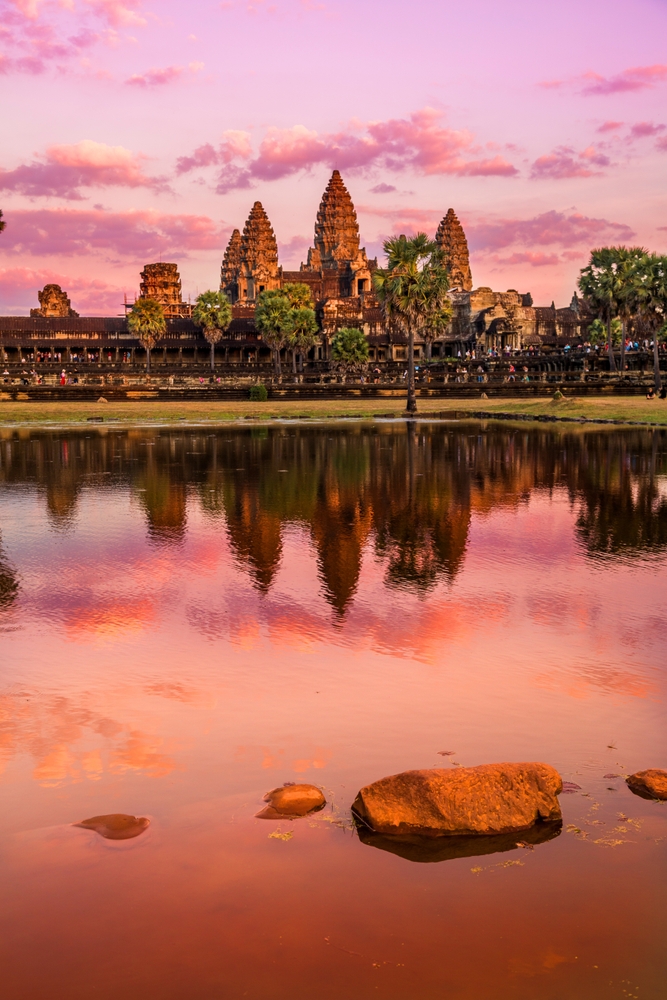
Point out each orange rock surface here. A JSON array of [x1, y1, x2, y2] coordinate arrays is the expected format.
[[255, 784, 326, 819], [626, 769, 667, 800], [352, 763, 562, 837], [74, 814, 150, 840]]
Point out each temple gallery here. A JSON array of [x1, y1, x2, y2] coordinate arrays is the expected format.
[[0, 171, 589, 367]]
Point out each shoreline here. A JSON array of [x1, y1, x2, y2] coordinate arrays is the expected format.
[[1, 396, 667, 430]]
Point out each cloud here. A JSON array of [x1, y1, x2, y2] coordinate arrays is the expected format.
[[176, 131, 253, 175], [84, 0, 146, 27], [628, 121, 665, 139], [658, 136, 667, 153], [0, 266, 127, 312], [126, 65, 183, 87], [370, 183, 396, 193], [176, 109, 519, 192], [581, 64, 667, 96], [0, 207, 229, 258], [490, 251, 562, 267], [0, 140, 168, 198], [596, 121, 623, 133], [466, 210, 635, 253], [530, 145, 610, 180]]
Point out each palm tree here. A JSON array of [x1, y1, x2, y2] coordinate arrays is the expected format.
[[373, 233, 449, 413], [127, 298, 166, 373], [633, 253, 667, 391], [579, 248, 620, 373], [286, 306, 318, 373], [609, 246, 649, 373], [193, 290, 232, 372], [255, 289, 290, 376]]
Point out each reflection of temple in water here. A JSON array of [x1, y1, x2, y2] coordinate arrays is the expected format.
[[1, 426, 666, 615]]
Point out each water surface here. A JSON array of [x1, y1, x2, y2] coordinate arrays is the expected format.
[[1, 422, 666, 999]]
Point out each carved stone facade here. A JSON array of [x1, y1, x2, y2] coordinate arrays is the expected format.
[[30, 284, 78, 318], [139, 263, 191, 318], [436, 209, 473, 292], [222, 202, 281, 303]]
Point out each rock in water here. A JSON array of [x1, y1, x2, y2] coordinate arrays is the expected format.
[[256, 784, 326, 819], [626, 769, 667, 800], [74, 814, 150, 840], [351, 763, 562, 837]]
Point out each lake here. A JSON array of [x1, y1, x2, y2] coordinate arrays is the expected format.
[[0, 420, 666, 1000]]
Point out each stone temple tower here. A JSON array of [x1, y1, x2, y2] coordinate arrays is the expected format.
[[236, 202, 281, 302], [304, 170, 374, 298], [435, 209, 473, 292], [220, 228, 242, 301]]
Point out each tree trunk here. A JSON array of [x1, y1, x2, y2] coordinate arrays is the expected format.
[[292, 348, 297, 374], [275, 347, 282, 378], [425, 339, 432, 361], [146, 347, 151, 373], [607, 314, 616, 372], [653, 334, 662, 391], [620, 319, 626, 374], [210, 341, 215, 372], [406, 327, 417, 414]]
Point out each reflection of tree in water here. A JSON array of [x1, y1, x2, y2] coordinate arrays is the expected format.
[[572, 434, 667, 555], [2, 425, 666, 614], [0, 537, 19, 612]]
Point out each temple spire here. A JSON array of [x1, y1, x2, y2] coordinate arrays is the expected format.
[[435, 209, 473, 292]]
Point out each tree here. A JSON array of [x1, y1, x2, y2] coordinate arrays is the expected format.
[[579, 249, 619, 371], [286, 306, 318, 373], [611, 246, 649, 373], [331, 327, 369, 378], [423, 300, 453, 360], [374, 233, 449, 413], [127, 298, 166, 373], [588, 317, 621, 347], [633, 253, 667, 391], [193, 290, 232, 371], [255, 289, 291, 376]]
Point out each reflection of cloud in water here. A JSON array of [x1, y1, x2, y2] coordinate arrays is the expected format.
[[0, 692, 178, 786]]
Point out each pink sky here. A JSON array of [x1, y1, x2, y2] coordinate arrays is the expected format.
[[1, 0, 666, 314]]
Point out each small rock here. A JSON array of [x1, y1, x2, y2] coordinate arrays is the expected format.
[[97, 396, 108, 403], [626, 769, 667, 801], [352, 763, 562, 837], [256, 783, 326, 819], [480, 392, 488, 399], [74, 814, 150, 840]]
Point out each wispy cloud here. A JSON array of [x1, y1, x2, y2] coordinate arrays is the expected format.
[[126, 65, 183, 87], [542, 63, 667, 97], [0, 140, 168, 198], [176, 109, 519, 192], [530, 145, 610, 180]]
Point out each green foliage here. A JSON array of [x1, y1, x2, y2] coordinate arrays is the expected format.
[[286, 306, 318, 356], [282, 282, 314, 309], [193, 290, 232, 344], [249, 384, 268, 401], [255, 289, 291, 350], [588, 317, 621, 346], [127, 297, 166, 351], [331, 327, 369, 366]]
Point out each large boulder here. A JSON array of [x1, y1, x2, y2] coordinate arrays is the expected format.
[[626, 769, 667, 801], [351, 763, 562, 837], [74, 814, 150, 841], [256, 784, 326, 819]]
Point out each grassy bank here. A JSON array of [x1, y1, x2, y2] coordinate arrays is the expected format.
[[0, 394, 666, 426]]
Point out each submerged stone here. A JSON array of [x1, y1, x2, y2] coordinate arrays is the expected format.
[[626, 769, 667, 801], [74, 814, 150, 840], [352, 763, 562, 837], [256, 784, 326, 819]]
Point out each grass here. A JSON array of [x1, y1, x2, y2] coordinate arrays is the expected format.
[[0, 394, 666, 426]]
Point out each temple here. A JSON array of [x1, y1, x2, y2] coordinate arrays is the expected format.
[[0, 169, 591, 365]]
